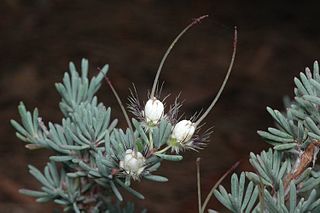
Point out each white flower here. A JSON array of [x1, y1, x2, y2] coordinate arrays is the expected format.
[[172, 120, 196, 143], [119, 149, 146, 179], [144, 98, 164, 124]]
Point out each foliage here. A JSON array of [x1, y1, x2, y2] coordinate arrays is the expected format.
[[213, 61, 320, 212]]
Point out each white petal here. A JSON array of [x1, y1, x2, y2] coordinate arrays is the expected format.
[[172, 120, 196, 142], [144, 98, 164, 123]]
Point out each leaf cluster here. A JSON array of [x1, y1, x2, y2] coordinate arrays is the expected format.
[[214, 61, 320, 212]]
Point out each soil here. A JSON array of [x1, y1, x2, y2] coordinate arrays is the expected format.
[[1, 0, 320, 212]]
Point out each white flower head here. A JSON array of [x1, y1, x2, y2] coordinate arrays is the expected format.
[[169, 119, 211, 153], [144, 97, 164, 124], [172, 119, 196, 143], [119, 149, 146, 180]]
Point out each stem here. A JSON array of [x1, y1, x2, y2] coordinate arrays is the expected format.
[[154, 145, 171, 154], [105, 77, 137, 152], [201, 161, 240, 212], [258, 177, 266, 213], [148, 130, 154, 150], [150, 15, 209, 99], [195, 26, 238, 126], [196, 158, 202, 213]]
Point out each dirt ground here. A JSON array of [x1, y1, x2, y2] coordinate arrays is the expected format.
[[1, 0, 320, 212]]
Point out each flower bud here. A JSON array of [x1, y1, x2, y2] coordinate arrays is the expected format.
[[120, 149, 146, 177], [172, 120, 196, 142], [144, 98, 164, 124]]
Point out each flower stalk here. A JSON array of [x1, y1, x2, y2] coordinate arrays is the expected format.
[[150, 15, 209, 99], [105, 77, 138, 153], [154, 145, 171, 155], [195, 26, 238, 126]]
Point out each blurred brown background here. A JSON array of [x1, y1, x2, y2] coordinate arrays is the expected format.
[[1, 0, 320, 212]]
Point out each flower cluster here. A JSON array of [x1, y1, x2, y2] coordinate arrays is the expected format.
[[117, 21, 237, 180]]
